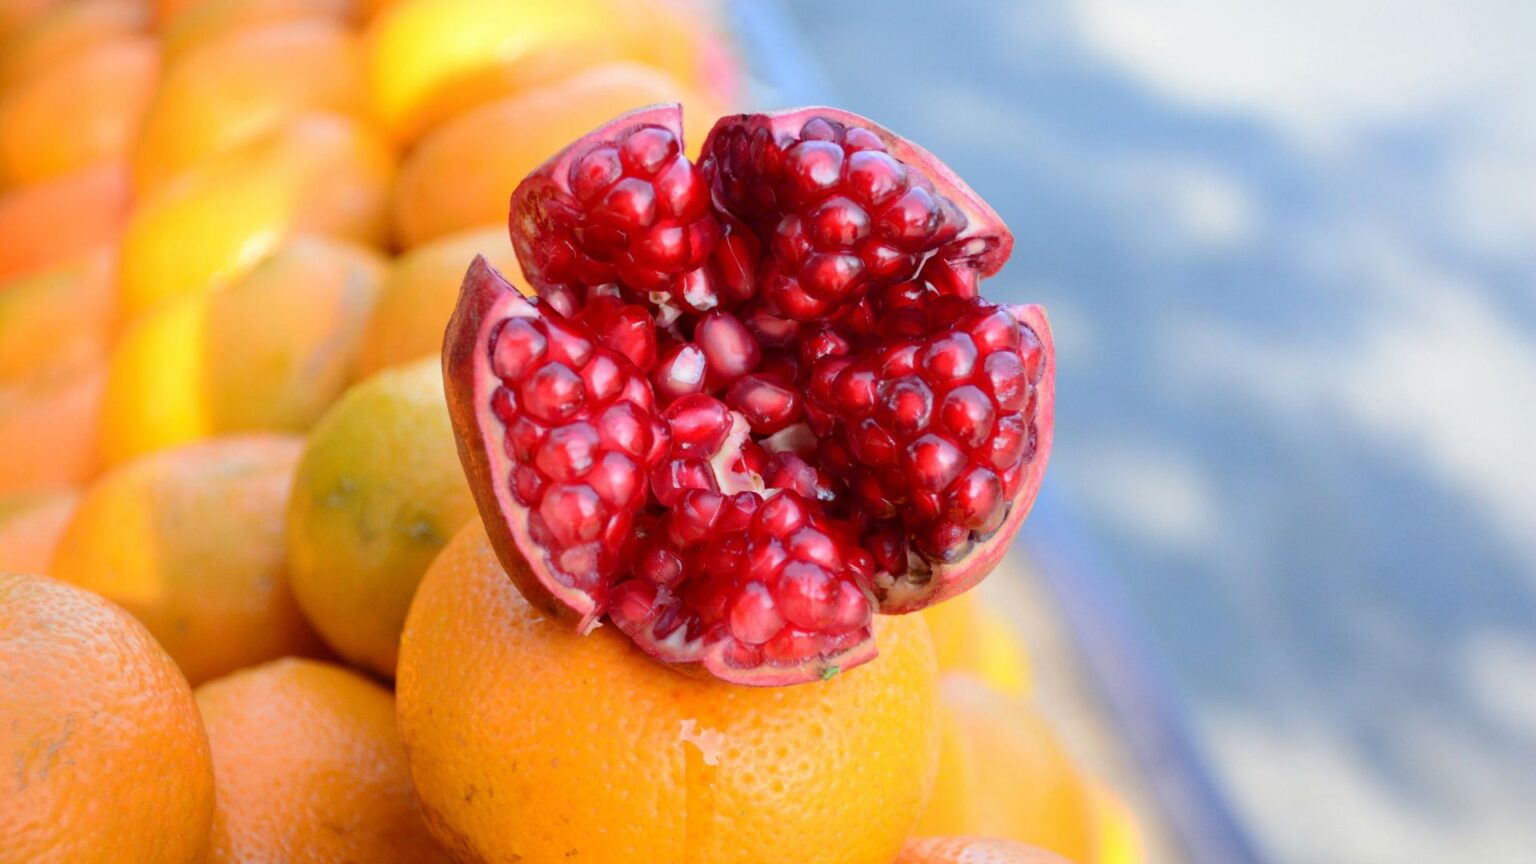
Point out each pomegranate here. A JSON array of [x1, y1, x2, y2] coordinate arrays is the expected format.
[[445, 104, 1053, 685]]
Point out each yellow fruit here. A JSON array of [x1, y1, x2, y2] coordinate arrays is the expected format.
[[286, 357, 475, 677], [158, 0, 354, 60], [50, 436, 327, 684], [397, 521, 941, 864], [0, 0, 147, 87], [0, 162, 129, 278], [916, 675, 1096, 862], [0, 488, 78, 574], [195, 659, 452, 864], [393, 62, 717, 247], [363, 0, 732, 143], [0, 36, 158, 187], [355, 224, 524, 376], [101, 237, 384, 464], [1089, 782, 1147, 864], [923, 589, 1033, 697], [134, 20, 367, 192], [0, 248, 117, 388], [0, 572, 215, 864]]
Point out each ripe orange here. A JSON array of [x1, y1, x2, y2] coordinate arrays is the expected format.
[[0, 363, 103, 495], [916, 675, 1096, 862], [0, 248, 117, 389], [0, 162, 130, 278], [0, 488, 77, 574], [0, 573, 215, 863], [158, 0, 355, 61], [194, 658, 452, 864], [355, 224, 525, 377], [392, 62, 719, 247], [286, 357, 475, 677], [0, 35, 159, 186], [897, 836, 1073, 864], [49, 435, 327, 684], [133, 19, 367, 192], [398, 521, 942, 864], [0, 0, 148, 87]]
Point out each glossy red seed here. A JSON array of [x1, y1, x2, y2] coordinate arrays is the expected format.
[[729, 582, 785, 645], [982, 350, 1028, 412], [808, 196, 872, 247], [944, 465, 1003, 530], [727, 374, 802, 435], [936, 385, 996, 448], [906, 434, 965, 491], [492, 318, 548, 380], [921, 331, 979, 381], [521, 363, 585, 423], [619, 126, 679, 176], [695, 310, 761, 386], [663, 394, 732, 457], [588, 450, 643, 509], [778, 560, 837, 629], [877, 376, 933, 437], [570, 146, 622, 204], [651, 342, 707, 402], [534, 422, 599, 481]]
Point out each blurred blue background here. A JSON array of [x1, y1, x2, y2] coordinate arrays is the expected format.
[[769, 1, 1536, 862]]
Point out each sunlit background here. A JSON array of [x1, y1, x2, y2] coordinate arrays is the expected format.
[[766, 1, 1536, 862]]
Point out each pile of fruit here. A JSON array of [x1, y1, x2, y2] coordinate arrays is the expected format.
[[0, 1, 1145, 862]]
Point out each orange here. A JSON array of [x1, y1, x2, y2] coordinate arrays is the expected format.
[[100, 236, 384, 464], [0, 0, 148, 87], [0, 162, 130, 278], [119, 113, 394, 318], [286, 357, 475, 677], [397, 521, 942, 864], [362, 0, 734, 143], [0, 0, 62, 53], [0, 488, 77, 574], [923, 587, 1033, 697], [194, 658, 451, 863], [158, 0, 354, 60], [393, 62, 718, 247], [355, 224, 524, 376], [0, 364, 103, 495], [0, 573, 214, 863], [49, 435, 327, 684], [916, 675, 1096, 862], [897, 837, 1074, 864], [0, 36, 158, 187], [134, 20, 367, 192], [0, 247, 117, 388], [1088, 782, 1147, 864]]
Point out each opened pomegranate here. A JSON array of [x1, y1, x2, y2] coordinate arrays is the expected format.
[[445, 104, 1053, 685]]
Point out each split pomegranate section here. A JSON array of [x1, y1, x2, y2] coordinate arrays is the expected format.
[[445, 104, 1054, 684]]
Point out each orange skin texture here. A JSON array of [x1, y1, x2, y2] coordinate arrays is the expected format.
[[397, 521, 942, 864], [0, 162, 130, 278], [897, 836, 1077, 864], [392, 62, 719, 247], [133, 19, 368, 193], [195, 659, 452, 864], [355, 224, 525, 377], [0, 363, 103, 495], [0, 573, 214, 863], [916, 675, 1097, 862], [0, 36, 159, 187], [49, 435, 328, 684], [0, 0, 149, 87], [157, 0, 356, 61], [0, 488, 78, 574]]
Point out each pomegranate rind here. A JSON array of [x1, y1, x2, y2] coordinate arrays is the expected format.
[[443, 256, 599, 629], [699, 106, 1014, 282], [876, 304, 1055, 613]]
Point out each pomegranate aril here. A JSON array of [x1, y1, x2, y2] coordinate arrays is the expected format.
[[727, 374, 802, 435], [491, 318, 547, 379], [729, 582, 785, 645], [920, 331, 979, 381], [652, 342, 707, 402], [521, 363, 585, 423], [620, 126, 679, 176], [936, 385, 996, 448], [695, 309, 761, 387], [906, 434, 965, 492], [982, 350, 1027, 412], [662, 394, 732, 457]]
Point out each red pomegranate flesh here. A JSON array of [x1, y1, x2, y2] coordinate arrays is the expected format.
[[444, 104, 1053, 685]]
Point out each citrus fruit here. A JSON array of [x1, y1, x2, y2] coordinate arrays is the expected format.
[[0, 162, 130, 278], [119, 113, 393, 318], [49, 435, 327, 684], [392, 62, 718, 247], [1088, 782, 1147, 864], [896, 836, 1073, 864], [157, 0, 354, 60], [354, 224, 524, 377], [100, 236, 385, 464], [286, 357, 475, 677], [0, 36, 158, 186], [0, 0, 147, 87], [916, 674, 1095, 861], [396, 520, 941, 864], [0, 364, 103, 495], [194, 658, 451, 863], [0, 573, 214, 864], [133, 19, 367, 192], [0, 488, 77, 574], [0, 248, 116, 389], [922, 587, 1033, 696]]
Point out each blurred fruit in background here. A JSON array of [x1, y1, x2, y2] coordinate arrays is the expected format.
[[157, 0, 357, 61], [356, 225, 524, 376], [0, 162, 129, 278], [286, 358, 475, 678], [924, 589, 1034, 697], [0, 364, 104, 494], [0, 573, 215, 864], [49, 436, 327, 684], [101, 237, 383, 463], [0, 0, 148, 87], [896, 836, 1072, 864], [195, 658, 451, 863], [0, 488, 77, 573]]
